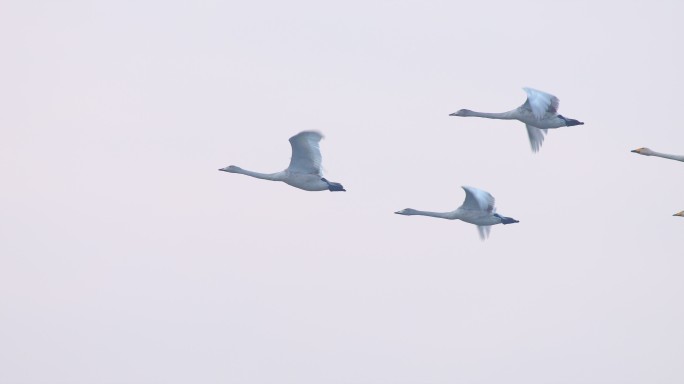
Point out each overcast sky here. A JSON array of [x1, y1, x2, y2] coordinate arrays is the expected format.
[[2, 0, 684, 383]]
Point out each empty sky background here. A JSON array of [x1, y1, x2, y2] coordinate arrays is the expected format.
[[2, 0, 683, 383]]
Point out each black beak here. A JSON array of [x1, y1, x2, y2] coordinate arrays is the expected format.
[[630, 149, 638, 153]]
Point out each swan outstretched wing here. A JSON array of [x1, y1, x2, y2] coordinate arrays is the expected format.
[[525, 124, 548, 153], [477, 225, 491, 240], [461, 186, 495, 213], [522, 87, 559, 119], [287, 131, 323, 175]]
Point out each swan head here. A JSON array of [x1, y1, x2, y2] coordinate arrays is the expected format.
[[631, 147, 654, 156], [674, 211, 684, 217], [395, 208, 419, 215], [219, 165, 242, 173], [449, 109, 473, 117]]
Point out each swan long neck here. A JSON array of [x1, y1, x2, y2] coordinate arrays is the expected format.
[[466, 110, 517, 120], [234, 168, 284, 181], [652, 151, 684, 162], [410, 210, 456, 220]]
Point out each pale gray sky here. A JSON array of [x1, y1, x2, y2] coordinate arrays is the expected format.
[[1, 0, 683, 383]]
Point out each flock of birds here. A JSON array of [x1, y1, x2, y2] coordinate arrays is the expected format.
[[220, 88, 682, 239]]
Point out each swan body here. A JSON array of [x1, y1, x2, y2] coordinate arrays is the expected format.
[[631, 147, 684, 162], [219, 131, 345, 192], [395, 186, 519, 240], [449, 88, 584, 152]]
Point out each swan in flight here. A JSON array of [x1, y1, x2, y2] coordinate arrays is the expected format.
[[674, 211, 684, 217], [219, 131, 345, 192], [631, 147, 684, 162], [449, 88, 584, 153], [394, 186, 519, 240]]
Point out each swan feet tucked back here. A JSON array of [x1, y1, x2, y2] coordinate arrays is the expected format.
[[493, 213, 519, 225], [321, 178, 346, 192], [557, 115, 583, 127]]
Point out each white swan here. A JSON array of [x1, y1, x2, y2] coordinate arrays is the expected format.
[[219, 131, 345, 192], [674, 211, 684, 217], [631, 147, 684, 162], [449, 87, 584, 152], [394, 186, 519, 240]]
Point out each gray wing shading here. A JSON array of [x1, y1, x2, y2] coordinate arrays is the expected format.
[[287, 131, 323, 175], [521, 87, 560, 119], [461, 186, 496, 213], [525, 124, 548, 153], [477, 225, 491, 241]]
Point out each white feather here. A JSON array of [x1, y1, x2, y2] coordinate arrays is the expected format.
[[460, 186, 495, 213], [287, 131, 323, 176], [522, 87, 560, 120]]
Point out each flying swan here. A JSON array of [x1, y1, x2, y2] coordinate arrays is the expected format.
[[674, 211, 684, 218], [394, 186, 519, 240], [219, 131, 345, 192], [631, 147, 684, 162], [449, 87, 584, 153]]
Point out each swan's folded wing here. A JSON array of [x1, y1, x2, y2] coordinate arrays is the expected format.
[[461, 186, 495, 213], [477, 225, 491, 241], [525, 124, 548, 153], [287, 131, 323, 175], [522, 87, 560, 119]]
